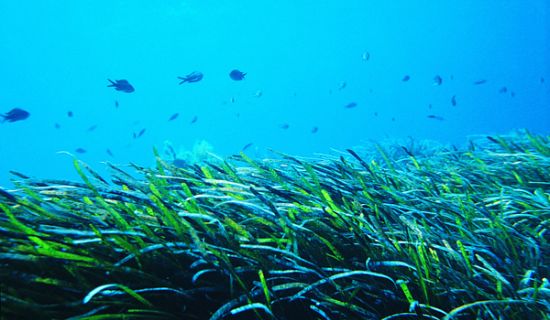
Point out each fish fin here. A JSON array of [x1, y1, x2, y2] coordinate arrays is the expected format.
[[177, 77, 187, 85], [107, 79, 116, 87]]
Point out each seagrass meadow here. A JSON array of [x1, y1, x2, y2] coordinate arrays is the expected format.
[[0, 131, 549, 320]]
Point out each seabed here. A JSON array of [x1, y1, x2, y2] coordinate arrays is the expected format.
[[0, 131, 548, 319]]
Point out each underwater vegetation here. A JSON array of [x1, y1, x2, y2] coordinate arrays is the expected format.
[[163, 139, 215, 167], [0, 131, 549, 319]]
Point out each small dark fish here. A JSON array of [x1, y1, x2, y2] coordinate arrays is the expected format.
[[87, 124, 98, 132], [427, 114, 445, 121], [107, 79, 135, 93], [115, 100, 119, 108], [499, 86, 508, 93], [311, 126, 319, 133], [75, 148, 87, 154], [451, 95, 457, 106], [541, 77, 545, 83], [338, 81, 347, 90], [106, 149, 114, 157], [68, 111, 74, 118], [242, 142, 253, 151], [344, 102, 358, 109], [279, 123, 289, 129], [178, 71, 203, 84], [1, 108, 30, 123], [474, 79, 487, 85], [54, 123, 61, 129], [402, 75, 410, 82], [168, 113, 179, 121], [229, 69, 246, 81], [190, 116, 198, 124], [391, 117, 396, 122], [137, 128, 146, 138], [511, 91, 516, 97], [433, 75, 442, 86]]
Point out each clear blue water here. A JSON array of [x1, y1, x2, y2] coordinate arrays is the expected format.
[[1, 1, 549, 188]]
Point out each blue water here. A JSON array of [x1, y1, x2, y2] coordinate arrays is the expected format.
[[1, 1, 549, 188]]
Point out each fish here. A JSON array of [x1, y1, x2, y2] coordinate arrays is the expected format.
[[511, 91, 516, 97], [67, 111, 74, 117], [427, 115, 445, 121], [137, 128, 146, 138], [338, 81, 347, 90], [168, 113, 179, 121], [242, 142, 253, 151], [374, 112, 378, 116], [391, 117, 396, 122], [474, 79, 487, 85], [115, 100, 119, 108], [344, 102, 358, 109], [402, 75, 410, 82], [229, 69, 246, 80], [1, 108, 30, 123], [254, 90, 263, 98], [190, 116, 198, 124], [311, 126, 319, 133], [433, 75, 442, 86], [451, 95, 457, 106], [499, 86, 508, 93], [279, 123, 289, 129], [178, 71, 203, 84], [106, 149, 114, 157], [107, 79, 135, 93], [75, 148, 87, 154], [362, 51, 370, 61], [54, 123, 61, 129], [87, 124, 98, 132], [541, 77, 545, 83]]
